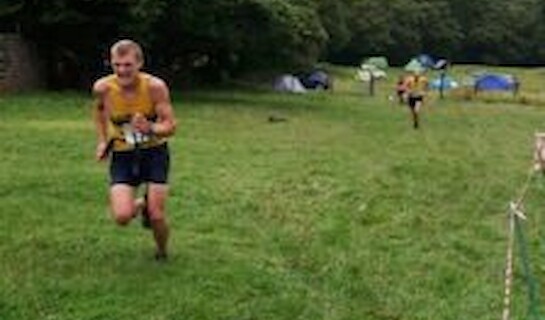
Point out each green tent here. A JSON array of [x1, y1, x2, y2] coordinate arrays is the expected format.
[[363, 56, 389, 69], [404, 58, 425, 73]]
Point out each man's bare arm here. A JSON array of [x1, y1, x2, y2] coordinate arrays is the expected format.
[[92, 81, 109, 160], [149, 78, 177, 138]]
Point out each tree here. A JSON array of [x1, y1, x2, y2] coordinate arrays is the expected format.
[[317, 0, 351, 60], [148, 0, 327, 82], [3, 0, 545, 88]]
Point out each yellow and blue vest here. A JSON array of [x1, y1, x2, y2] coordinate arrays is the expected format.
[[106, 73, 165, 151]]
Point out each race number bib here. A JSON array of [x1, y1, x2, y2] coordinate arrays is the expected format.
[[122, 124, 150, 146]]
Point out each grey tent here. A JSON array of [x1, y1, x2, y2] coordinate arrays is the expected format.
[[274, 75, 306, 93]]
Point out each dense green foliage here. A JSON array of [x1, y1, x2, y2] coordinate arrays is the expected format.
[[1, 66, 545, 319], [1, 0, 545, 85]]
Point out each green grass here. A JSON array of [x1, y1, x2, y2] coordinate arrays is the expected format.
[[1, 66, 545, 320]]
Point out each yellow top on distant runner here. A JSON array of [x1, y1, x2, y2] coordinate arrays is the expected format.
[[405, 74, 428, 97], [106, 72, 165, 151]]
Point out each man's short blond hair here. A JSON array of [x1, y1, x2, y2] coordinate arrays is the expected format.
[[110, 39, 144, 63]]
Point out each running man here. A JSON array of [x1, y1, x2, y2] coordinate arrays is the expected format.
[[404, 72, 428, 129], [92, 39, 177, 261], [395, 74, 408, 104]]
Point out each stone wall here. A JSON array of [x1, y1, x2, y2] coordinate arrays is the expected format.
[[0, 33, 43, 92]]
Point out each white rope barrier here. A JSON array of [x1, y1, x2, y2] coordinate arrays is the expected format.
[[501, 165, 534, 320]]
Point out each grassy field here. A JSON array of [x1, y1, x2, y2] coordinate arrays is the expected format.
[[1, 66, 545, 320]]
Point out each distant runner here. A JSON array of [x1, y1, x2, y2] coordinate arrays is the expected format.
[[395, 75, 408, 104], [404, 72, 428, 129]]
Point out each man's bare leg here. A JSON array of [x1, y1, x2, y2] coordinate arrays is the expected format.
[[412, 103, 421, 129], [146, 183, 170, 260], [110, 183, 169, 259], [110, 184, 138, 225]]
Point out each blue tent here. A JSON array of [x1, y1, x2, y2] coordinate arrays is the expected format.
[[299, 70, 331, 90], [474, 74, 518, 91], [416, 54, 435, 69]]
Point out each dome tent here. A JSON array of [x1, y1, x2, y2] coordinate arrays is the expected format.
[[416, 54, 435, 69], [404, 58, 426, 73], [474, 74, 518, 92], [356, 64, 387, 82], [273, 74, 306, 93], [429, 76, 458, 90], [362, 56, 389, 69], [299, 70, 332, 90]]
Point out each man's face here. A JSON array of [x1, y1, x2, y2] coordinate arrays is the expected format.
[[110, 52, 142, 87]]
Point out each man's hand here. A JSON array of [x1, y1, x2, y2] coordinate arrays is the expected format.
[[132, 113, 152, 134], [95, 141, 109, 161]]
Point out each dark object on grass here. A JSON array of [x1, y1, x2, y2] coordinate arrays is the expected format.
[[268, 115, 288, 123]]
